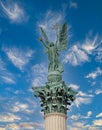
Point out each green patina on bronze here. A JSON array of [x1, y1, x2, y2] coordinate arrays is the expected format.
[[32, 23, 77, 115]]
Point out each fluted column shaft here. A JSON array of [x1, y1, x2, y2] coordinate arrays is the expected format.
[[45, 113, 67, 130]]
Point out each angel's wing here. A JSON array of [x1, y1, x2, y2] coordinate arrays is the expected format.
[[57, 23, 67, 51], [40, 27, 50, 48]]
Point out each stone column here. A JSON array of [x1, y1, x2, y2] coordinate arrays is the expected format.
[[45, 113, 67, 130], [33, 74, 77, 130]]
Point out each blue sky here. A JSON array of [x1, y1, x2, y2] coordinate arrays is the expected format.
[[0, 0, 102, 129]]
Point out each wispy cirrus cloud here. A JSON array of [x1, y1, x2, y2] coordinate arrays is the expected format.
[[95, 48, 102, 63], [0, 113, 21, 122], [63, 44, 89, 66], [0, 0, 28, 23], [11, 102, 29, 113], [85, 67, 102, 79], [69, 84, 79, 91], [70, 114, 81, 121], [70, 111, 92, 121], [68, 122, 87, 130], [3, 47, 34, 71], [0, 58, 16, 84], [69, 1, 78, 9], [68, 121, 100, 130], [63, 35, 102, 66], [81, 36, 99, 54], [0, 96, 37, 124], [1, 75, 15, 84], [2, 122, 44, 130], [68, 83, 93, 107], [96, 112, 102, 118], [10, 101, 35, 114], [75, 91, 93, 107], [82, 35, 102, 63], [0, 58, 5, 71], [95, 89, 102, 95], [81, 35, 102, 63]]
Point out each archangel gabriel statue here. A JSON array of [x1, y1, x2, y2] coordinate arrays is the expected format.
[[32, 23, 77, 115], [39, 23, 67, 74]]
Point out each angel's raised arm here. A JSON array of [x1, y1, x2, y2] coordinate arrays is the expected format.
[[40, 27, 50, 49]]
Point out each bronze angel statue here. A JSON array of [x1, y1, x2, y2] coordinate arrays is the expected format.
[[39, 23, 67, 74]]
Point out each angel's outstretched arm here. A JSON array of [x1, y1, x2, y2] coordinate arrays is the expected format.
[[39, 37, 49, 49], [40, 27, 50, 49]]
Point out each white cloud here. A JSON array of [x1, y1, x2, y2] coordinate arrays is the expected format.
[[6, 123, 20, 129], [95, 89, 102, 95], [75, 97, 92, 107], [75, 91, 93, 107], [93, 119, 102, 126], [63, 35, 102, 66], [70, 111, 92, 120], [0, 58, 16, 84], [63, 44, 89, 66], [96, 112, 102, 118], [1, 75, 15, 84], [4, 122, 44, 130], [70, 114, 80, 121], [87, 111, 92, 117], [69, 1, 78, 9], [85, 67, 102, 79], [69, 84, 79, 90], [82, 36, 98, 54], [70, 111, 92, 121], [90, 81, 96, 86], [11, 102, 29, 112], [31, 63, 48, 86], [69, 122, 101, 130], [0, 58, 6, 71], [9, 100, 36, 115], [0, 113, 21, 122], [37, 10, 66, 43], [67, 83, 93, 107], [3, 47, 34, 71], [78, 91, 93, 97], [0, 1, 28, 23], [68, 122, 87, 130], [82, 35, 102, 63]]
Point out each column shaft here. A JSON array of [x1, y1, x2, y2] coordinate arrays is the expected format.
[[45, 113, 67, 130]]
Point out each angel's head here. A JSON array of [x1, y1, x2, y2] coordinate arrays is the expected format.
[[50, 42, 54, 47]]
